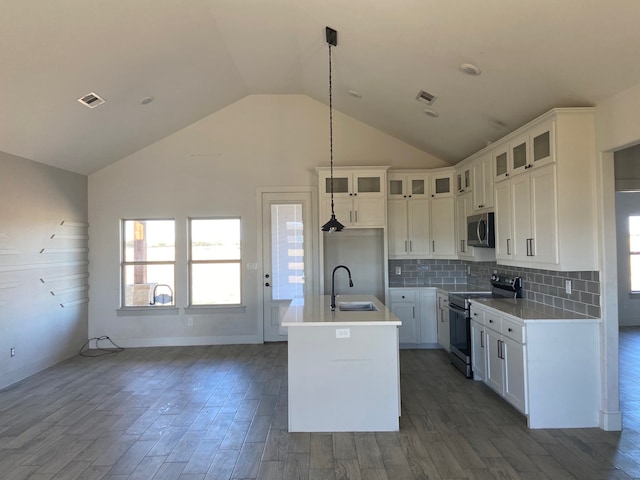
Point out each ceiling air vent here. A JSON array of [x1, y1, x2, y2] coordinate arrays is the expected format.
[[416, 90, 437, 106], [78, 92, 105, 109]]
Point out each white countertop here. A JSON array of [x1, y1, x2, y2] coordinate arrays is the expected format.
[[281, 295, 401, 327], [471, 298, 600, 322]]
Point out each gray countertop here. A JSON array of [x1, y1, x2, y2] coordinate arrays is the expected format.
[[471, 297, 600, 322]]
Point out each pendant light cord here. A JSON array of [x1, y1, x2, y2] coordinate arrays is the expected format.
[[329, 43, 335, 215]]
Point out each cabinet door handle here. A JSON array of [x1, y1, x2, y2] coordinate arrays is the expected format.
[[508, 327, 513, 332], [478, 204, 484, 208], [412, 306, 415, 317], [507, 238, 511, 256], [480, 331, 484, 348], [432, 240, 435, 252], [489, 319, 493, 323], [530, 238, 535, 256]]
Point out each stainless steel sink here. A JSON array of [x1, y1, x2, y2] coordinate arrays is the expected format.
[[337, 301, 378, 311]]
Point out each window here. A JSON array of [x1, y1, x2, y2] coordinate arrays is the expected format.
[[122, 219, 175, 307], [189, 218, 241, 305], [630, 215, 640, 292]]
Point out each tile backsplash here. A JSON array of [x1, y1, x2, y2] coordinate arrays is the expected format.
[[388, 259, 600, 318]]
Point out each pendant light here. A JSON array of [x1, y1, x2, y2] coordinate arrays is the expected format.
[[321, 26, 345, 233]]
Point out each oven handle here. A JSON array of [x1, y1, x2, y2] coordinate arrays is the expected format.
[[447, 302, 468, 314]]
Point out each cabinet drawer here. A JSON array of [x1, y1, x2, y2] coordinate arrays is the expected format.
[[470, 307, 485, 326], [485, 312, 502, 331], [502, 318, 525, 344], [390, 290, 417, 303]]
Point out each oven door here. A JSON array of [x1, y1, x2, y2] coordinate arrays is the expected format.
[[449, 303, 472, 378]]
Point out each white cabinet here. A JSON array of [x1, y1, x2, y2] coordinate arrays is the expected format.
[[494, 179, 512, 262], [510, 164, 558, 266], [389, 289, 418, 344], [390, 288, 439, 347], [318, 167, 388, 228], [436, 292, 450, 351], [455, 166, 472, 195], [430, 197, 456, 257], [387, 169, 456, 260], [470, 301, 600, 428], [456, 192, 473, 258], [419, 289, 438, 345], [388, 198, 430, 257], [474, 306, 527, 415], [488, 108, 596, 271], [430, 171, 454, 198], [470, 312, 486, 381], [472, 152, 493, 211], [388, 173, 429, 199]]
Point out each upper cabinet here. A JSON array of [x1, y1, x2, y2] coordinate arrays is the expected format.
[[387, 168, 456, 260], [455, 166, 472, 195], [488, 108, 596, 271], [472, 152, 494, 211], [388, 172, 429, 199], [430, 170, 454, 198], [317, 167, 388, 228], [493, 121, 556, 182]]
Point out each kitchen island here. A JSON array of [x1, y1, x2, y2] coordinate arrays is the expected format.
[[282, 294, 401, 432]]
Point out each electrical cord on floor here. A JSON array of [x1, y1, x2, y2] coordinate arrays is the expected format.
[[79, 336, 125, 357]]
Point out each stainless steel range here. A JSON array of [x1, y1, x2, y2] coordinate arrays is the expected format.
[[448, 274, 523, 378]]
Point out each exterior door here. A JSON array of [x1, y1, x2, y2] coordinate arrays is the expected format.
[[262, 192, 315, 342]]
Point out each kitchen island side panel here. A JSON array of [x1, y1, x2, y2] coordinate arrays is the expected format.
[[287, 324, 400, 432]]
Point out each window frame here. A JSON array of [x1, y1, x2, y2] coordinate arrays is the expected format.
[[188, 217, 242, 307], [630, 215, 640, 294], [120, 218, 176, 309]]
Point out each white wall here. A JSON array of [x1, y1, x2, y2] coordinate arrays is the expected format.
[[0, 152, 88, 389], [88, 94, 446, 347], [594, 81, 640, 430]]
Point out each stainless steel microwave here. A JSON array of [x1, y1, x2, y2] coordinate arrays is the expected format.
[[467, 213, 495, 248]]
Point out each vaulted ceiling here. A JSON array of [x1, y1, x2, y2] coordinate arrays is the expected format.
[[3, 0, 640, 175]]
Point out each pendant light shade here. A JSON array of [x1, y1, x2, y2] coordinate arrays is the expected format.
[[321, 26, 344, 233]]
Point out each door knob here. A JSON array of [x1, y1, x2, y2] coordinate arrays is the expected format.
[[265, 282, 270, 287], [265, 274, 270, 278]]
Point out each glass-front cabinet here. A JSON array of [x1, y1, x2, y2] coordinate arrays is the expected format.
[[430, 170, 454, 198], [455, 166, 472, 194], [388, 172, 429, 199], [510, 133, 529, 177], [493, 145, 510, 181], [319, 169, 384, 198], [530, 121, 555, 168]]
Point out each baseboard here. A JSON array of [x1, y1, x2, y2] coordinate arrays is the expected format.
[[600, 410, 623, 431], [106, 335, 261, 348]]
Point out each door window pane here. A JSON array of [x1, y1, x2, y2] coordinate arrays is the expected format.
[[271, 204, 304, 300], [630, 216, 640, 291]]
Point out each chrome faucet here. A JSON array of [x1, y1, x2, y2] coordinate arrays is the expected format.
[[331, 265, 354, 310]]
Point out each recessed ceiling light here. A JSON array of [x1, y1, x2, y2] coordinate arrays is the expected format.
[[347, 90, 362, 99], [424, 108, 439, 118], [140, 96, 154, 105], [77, 92, 105, 109], [460, 63, 481, 76]]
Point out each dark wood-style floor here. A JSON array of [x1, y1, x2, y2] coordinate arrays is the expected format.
[[1, 329, 640, 480]]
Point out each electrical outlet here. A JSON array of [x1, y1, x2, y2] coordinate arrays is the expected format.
[[336, 328, 350, 339], [187, 317, 194, 327], [10, 347, 15, 357], [395, 266, 402, 275], [565, 280, 572, 295]]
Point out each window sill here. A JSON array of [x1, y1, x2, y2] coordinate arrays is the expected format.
[[116, 307, 179, 317], [184, 305, 246, 315]]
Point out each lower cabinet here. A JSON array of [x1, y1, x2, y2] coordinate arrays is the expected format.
[[476, 308, 527, 414], [436, 291, 450, 351], [470, 302, 601, 429], [389, 288, 438, 348]]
